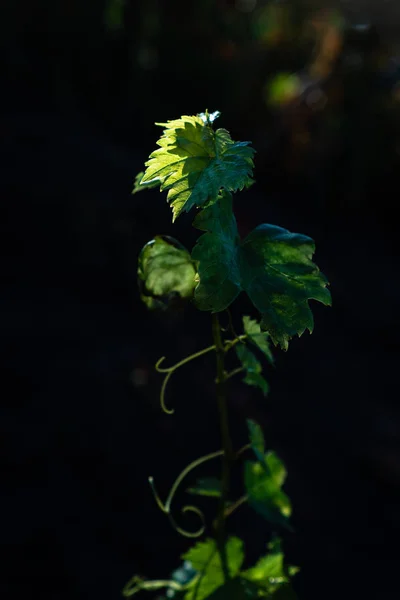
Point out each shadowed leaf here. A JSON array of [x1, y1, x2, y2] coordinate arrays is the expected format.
[[236, 344, 269, 396], [243, 316, 274, 363], [247, 419, 265, 462], [193, 198, 331, 350]]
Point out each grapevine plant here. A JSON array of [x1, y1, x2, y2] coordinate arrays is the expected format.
[[125, 111, 331, 599]]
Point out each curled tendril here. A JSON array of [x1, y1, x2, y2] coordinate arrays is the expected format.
[[155, 346, 216, 414], [154, 336, 247, 414], [168, 505, 206, 538], [148, 449, 223, 538]]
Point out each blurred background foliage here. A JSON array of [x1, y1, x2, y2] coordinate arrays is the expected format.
[[1, 1, 400, 600], [2, 0, 400, 230]]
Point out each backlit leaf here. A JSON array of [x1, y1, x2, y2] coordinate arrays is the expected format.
[[244, 419, 292, 529], [182, 537, 244, 600], [245, 452, 292, 530], [132, 171, 160, 194], [141, 113, 255, 221], [138, 236, 196, 310], [241, 537, 299, 598]]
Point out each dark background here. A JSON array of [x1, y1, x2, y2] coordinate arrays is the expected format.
[[1, 1, 400, 598]]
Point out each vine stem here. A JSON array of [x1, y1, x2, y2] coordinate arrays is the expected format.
[[212, 312, 233, 583]]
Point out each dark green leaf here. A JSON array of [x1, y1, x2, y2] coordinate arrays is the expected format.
[[187, 478, 222, 498], [182, 537, 244, 600], [141, 113, 255, 221], [236, 344, 269, 396], [247, 419, 265, 462], [243, 316, 274, 364], [245, 453, 292, 530], [192, 192, 241, 312], [193, 206, 331, 350], [138, 236, 196, 310], [132, 171, 160, 194], [240, 224, 331, 350]]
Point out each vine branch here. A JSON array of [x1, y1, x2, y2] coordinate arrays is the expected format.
[[212, 312, 233, 583], [123, 576, 187, 598]]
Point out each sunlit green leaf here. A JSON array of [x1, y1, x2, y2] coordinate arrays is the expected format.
[[182, 537, 244, 600], [138, 236, 196, 310], [193, 201, 331, 350], [141, 113, 255, 221], [247, 419, 265, 462], [236, 344, 269, 396], [187, 477, 222, 498], [245, 452, 292, 530], [132, 171, 160, 194], [243, 316, 274, 363], [241, 537, 299, 598]]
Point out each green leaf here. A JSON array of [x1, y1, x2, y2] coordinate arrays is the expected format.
[[138, 236, 196, 310], [245, 453, 292, 530], [192, 192, 241, 312], [240, 224, 331, 350], [236, 344, 269, 396], [132, 171, 160, 194], [187, 477, 222, 498], [141, 113, 255, 221], [182, 537, 244, 600], [247, 419, 265, 462], [241, 537, 299, 598], [192, 202, 331, 350], [243, 316, 274, 364]]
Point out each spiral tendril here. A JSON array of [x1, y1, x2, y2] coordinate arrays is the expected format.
[[148, 449, 223, 537]]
